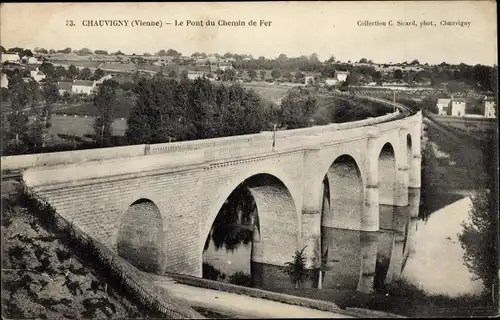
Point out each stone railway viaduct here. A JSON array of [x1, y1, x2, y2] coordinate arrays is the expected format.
[[2, 96, 422, 292]]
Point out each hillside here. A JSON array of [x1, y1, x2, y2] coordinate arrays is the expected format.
[[1, 180, 147, 319]]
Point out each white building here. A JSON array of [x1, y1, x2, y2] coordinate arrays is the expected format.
[[483, 99, 496, 118], [0, 73, 9, 88], [436, 98, 451, 115], [335, 70, 349, 82], [58, 81, 73, 95], [24, 56, 41, 65], [324, 78, 338, 86], [72, 80, 96, 95], [187, 71, 206, 80], [95, 74, 114, 85], [218, 61, 233, 71], [450, 98, 466, 117], [1, 53, 20, 64], [304, 76, 314, 85], [30, 69, 46, 82]]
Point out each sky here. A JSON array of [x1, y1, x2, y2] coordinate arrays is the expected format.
[[1, 1, 497, 65]]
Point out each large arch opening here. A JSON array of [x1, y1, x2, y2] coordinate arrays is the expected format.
[[379, 143, 397, 230], [117, 198, 164, 273], [323, 155, 364, 230], [374, 143, 398, 291], [320, 155, 366, 291], [202, 174, 298, 289]]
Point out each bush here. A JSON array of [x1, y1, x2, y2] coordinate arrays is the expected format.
[[228, 271, 252, 287]]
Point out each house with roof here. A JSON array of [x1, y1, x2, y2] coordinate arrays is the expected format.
[[1, 53, 20, 64], [72, 80, 96, 95], [436, 98, 451, 115], [58, 81, 73, 95], [324, 78, 339, 86], [1, 73, 9, 88], [23, 56, 42, 65], [217, 61, 233, 71], [195, 58, 209, 66], [30, 68, 46, 82], [95, 74, 114, 85], [187, 71, 207, 80], [335, 70, 349, 82], [450, 97, 466, 117], [483, 98, 496, 118]]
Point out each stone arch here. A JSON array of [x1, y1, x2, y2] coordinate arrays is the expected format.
[[378, 142, 397, 206], [202, 171, 300, 270], [322, 154, 365, 230], [117, 198, 164, 273]]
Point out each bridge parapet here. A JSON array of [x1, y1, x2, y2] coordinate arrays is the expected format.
[[1, 100, 421, 174]]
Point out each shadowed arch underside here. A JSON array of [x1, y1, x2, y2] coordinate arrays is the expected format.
[[323, 155, 364, 230], [204, 174, 299, 269], [117, 199, 164, 273], [378, 143, 397, 206]]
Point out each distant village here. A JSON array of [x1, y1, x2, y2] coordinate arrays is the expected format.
[[0, 49, 497, 119]]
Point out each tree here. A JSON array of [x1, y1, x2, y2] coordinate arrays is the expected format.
[[489, 65, 498, 98], [280, 89, 318, 129], [248, 69, 257, 81], [7, 47, 23, 54], [79, 68, 92, 80], [271, 69, 281, 81], [68, 65, 79, 79], [458, 173, 498, 302], [359, 58, 368, 63], [422, 96, 438, 114], [77, 48, 93, 56], [224, 69, 236, 82], [93, 68, 105, 80], [166, 49, 181, 57], [282, 70, 293, 82], [94, 50, 108, 55], [93, 81, 117, 146], [394, 69, 403, 80], [0, 45, 6, 53], [180, 69, 188, 81], [48, 49, 56, 54], [58, 47, 72, 54], [42, 79, 60, 106], [259, 70, 266, 81], [39, 62, 55, 78], [294, 71, 304, 83], [283, 246, 309, 288], [346, 69, 361, 86], [20, 49, 33, 57], [7, 75, 31, 149], [167, 69, 178, 78], [25, 81, 46, 150], [157, 50, 167, 56]]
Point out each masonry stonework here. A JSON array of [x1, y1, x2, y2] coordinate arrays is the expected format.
[[15, 107, 422, 280]]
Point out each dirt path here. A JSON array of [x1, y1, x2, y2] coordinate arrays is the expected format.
[[151, 275, 354, 318]]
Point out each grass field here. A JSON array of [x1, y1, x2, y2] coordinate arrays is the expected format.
[[241, 84, 291, 103], [54, 90, 136, 119], [429, 115, 496, 136], [49, 115, 127, 139], [52, 60, 103, 69]]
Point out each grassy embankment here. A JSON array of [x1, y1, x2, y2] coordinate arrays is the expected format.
[[1, 181, 148, 319]]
